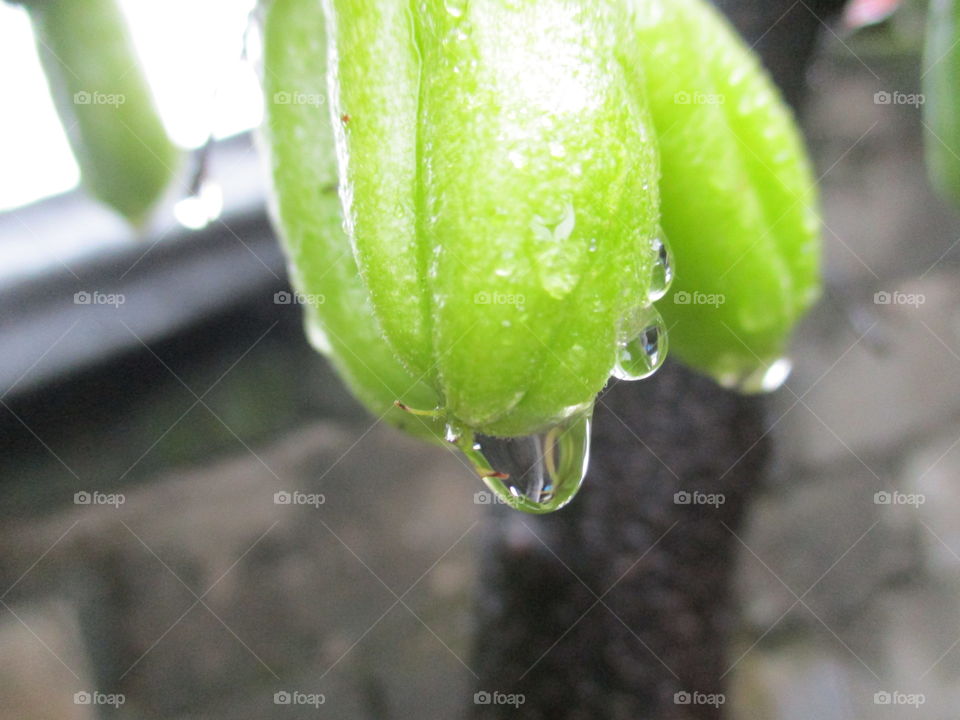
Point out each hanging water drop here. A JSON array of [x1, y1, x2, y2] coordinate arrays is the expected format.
[[648, 231, 674, 302], [613, 306, 668, 381], [457, 409, 592, 514], [174, 180, 223, 230]]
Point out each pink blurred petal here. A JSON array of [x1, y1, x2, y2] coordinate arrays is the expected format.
[[843, 0, 903, 29]]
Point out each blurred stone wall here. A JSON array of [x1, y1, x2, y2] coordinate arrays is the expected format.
[[0, 309, 486, 719]]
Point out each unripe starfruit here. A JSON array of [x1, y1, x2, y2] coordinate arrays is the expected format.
[[924, 0, 960, 203], [23, 0, 179, 226], [631, 0, 821, 390], [259, 0, 446, 444], [323, 0, 663, 438], [261, 0, 664, 512], [259, 0, 821, 513]]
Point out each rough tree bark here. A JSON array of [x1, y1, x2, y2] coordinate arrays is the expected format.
[[470, 1, 847, 718]]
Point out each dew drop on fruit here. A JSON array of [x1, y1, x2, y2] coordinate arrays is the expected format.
[[531, 199, 580, 298], [613, 306, 668, 381], [459, 409, 592, 514], [648, 231, 674, 302]]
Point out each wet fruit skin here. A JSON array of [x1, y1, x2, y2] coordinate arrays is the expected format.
[[325, 0, 660, 437], [260, 0, 446, 443], [924, 0, 960, 203], [261, 0, 820, 446], [631, 0, 821, 387], [23, 0, 179, 226]]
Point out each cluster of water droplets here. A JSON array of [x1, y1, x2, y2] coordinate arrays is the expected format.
[[612, 231, 673, 382], [452, 230, 675, 514]]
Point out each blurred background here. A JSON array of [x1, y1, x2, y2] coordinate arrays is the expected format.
[[1, 0, 959, 718]]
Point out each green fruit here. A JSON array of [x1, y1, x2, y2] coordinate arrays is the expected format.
[[324, 0, 661, 437], [631, 0, 821, 388], [259, 0, 445, 443], [258, 0, 822, 512], [924, 0, 960, 203], [25, 0, 179, 226]]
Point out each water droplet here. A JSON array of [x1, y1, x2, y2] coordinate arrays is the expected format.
[[174, 181, 222, 230], [531, 200, 580, 298], [723, 357, 793, 393], [458, 409, 592, 514], [648, 232, 674, 301], [531, 202, 575, 244], [613, 306, 668, 381]]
